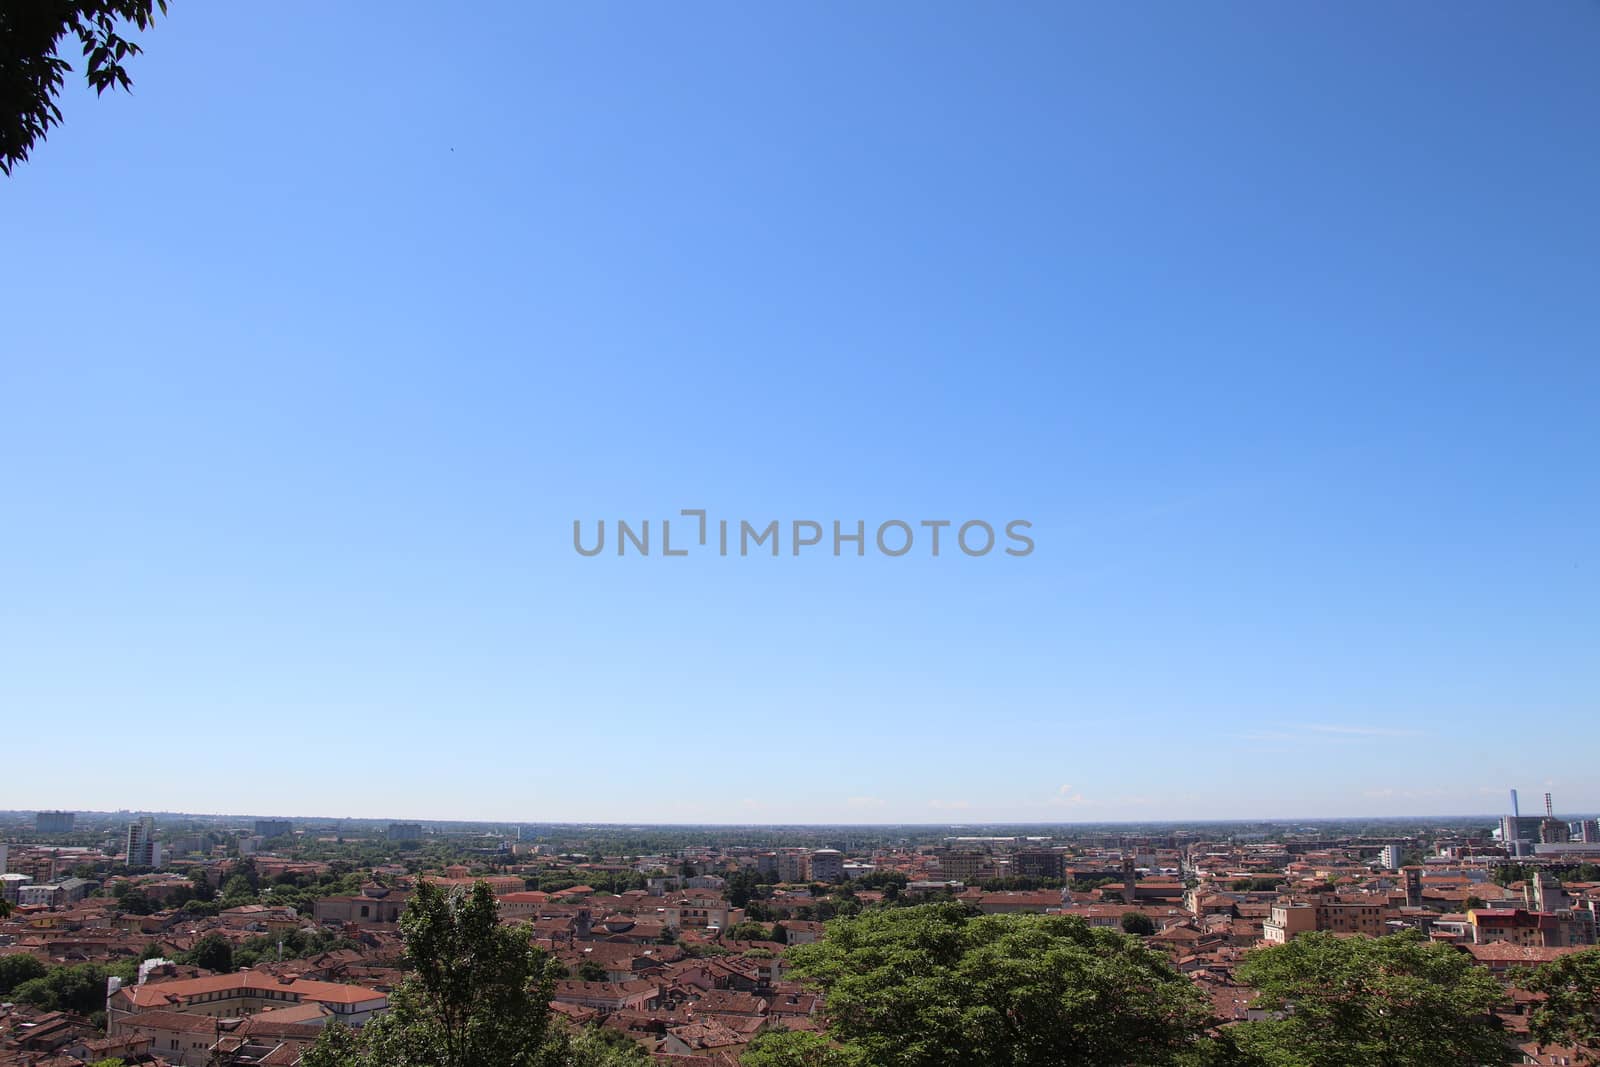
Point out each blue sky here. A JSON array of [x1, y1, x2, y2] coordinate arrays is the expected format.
[[2, 2, 1597, 823]]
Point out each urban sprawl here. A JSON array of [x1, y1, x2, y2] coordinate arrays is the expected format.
[[3, 797, 1600, 1066]]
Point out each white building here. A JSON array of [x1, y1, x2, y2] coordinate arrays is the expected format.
[[126, 818, 162, 868], [1, 873, 32, 903], [809, 849, 845, 882]]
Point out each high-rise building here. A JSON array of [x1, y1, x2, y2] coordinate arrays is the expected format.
[[939, 850, 989, 884], [1540, 792, 1571, 844], [1525, 872, 1569, 912], [1377, 845, 1400, 871], [387, 823, 423, 843], [1012, 848, 1066, 880], [254, 819, 293, 839], [35, 811, 75, 834], [1498, 816, 1543, 846], [809, 849, 845, 883], [125, 818, 161, 868], [776, 850, 810, 883]]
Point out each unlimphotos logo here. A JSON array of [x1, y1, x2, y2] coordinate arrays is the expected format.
[[573, 510, 1033, 558]]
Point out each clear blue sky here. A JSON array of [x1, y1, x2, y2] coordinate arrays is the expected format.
[[2, 2, 1597, 823]]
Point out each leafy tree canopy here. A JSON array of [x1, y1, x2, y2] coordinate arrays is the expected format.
[[783, 901, 1210, 1067], [561, 1024, 652, 1065], [0, 953, 50, 995], [302, 879, 563, 1067], [1121, 912, 1156, 936], [1, 1, 167, 174], [1518, 947, 1600, 1064], [741, 1029, 864, 1067], [9, 960, 138, 1015], [185, 933, 233, 974], [1231, 930, 1510, 1067]]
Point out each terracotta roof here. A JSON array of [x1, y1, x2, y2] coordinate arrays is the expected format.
[[117, 970, 387, 1009]]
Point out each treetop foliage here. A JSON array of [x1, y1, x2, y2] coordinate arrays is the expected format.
[[1231, 930, 1510, 1067], [1517, 947, 1600, 1064], [782, 902, 1210, 1067], [1, 1, 168, 174]]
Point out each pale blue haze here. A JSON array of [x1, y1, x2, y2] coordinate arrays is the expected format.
[[1, 2, 1597, 821]]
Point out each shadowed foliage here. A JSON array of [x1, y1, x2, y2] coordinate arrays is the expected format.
[[1, 1, 166, 174]]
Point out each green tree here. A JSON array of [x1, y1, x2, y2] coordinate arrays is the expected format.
[[784, 902, 1209, 1067], [741, 1029, 863, 1067], [116, 888, 154, 915], [1492, 864, 1531, 888], [727, 869, 761, 909], [855, 871, 908, 892], [12, 961, 137, 1014], [726, 920, 776, 942], [561, 1025, 651, 1065], [302, 879, 560, 1067], [188, 868, 217, 902], [1121, 912, 1156, 936], [221, 874, 256, 902], [0, 953, 49, 994], [187, 933, 233, 973], [1, 1, 168, 174], [1230, 877, 1284, 893], [1231, 930, 1510, 1067], [1518, 947, 1600, 1064], [299, 1021, 367, 1067]]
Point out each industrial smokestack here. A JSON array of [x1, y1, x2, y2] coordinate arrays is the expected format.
[[1545, 792, 1554, 818], [1511, 789, 1520, 819]]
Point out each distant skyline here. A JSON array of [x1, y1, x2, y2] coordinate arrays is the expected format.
[[3, 807, 1589, 828], [2, 2, 1597, 822]]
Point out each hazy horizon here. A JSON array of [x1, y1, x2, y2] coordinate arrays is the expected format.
[[0, 805, 1576, 829]]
